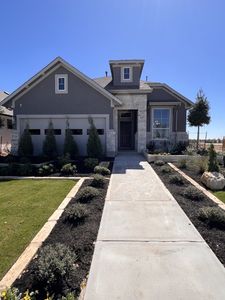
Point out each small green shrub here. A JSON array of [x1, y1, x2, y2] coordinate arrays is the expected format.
[[154, 160, 164, 166], [61, 163, 77, 176], [160, 165, 172, 174], [170, 142, 187, 155], [38, 163, 54, 176], [63, 203, 88, 224], [42, 121, 57, 158], [77, 186, 100, 202], [197, 157, 208, 174], [147, 141, 155, 154], [19, 163, 34, 176], [91, 174, 105, 188], [169, 174, 184, 185], [84, 158, 99, 171], [0, 288, 38, 300], [87, 117, 103, 158], [208, 144, 219, 172], [183, 186, 205, 201], [57, 153, 72, 167], [34, 243, 77, 286], [99, 161, 110, 168], [63, 126, 79, 158], [94, 166, 111, 176], [198, 207, 225, 229], [18, 124, 33, 157], [178, 159, 187, 169]]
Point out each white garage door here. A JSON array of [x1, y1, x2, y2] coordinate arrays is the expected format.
[[19, 116, 107, 156]]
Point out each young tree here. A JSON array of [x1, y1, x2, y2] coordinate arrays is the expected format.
[[63, 120, 78, 158], [188, 89, 210, 150], [43, 120, 57, 158], [208, 144, 219, 172], [87, 117, 103, 158], [18, 123, 33, 157]]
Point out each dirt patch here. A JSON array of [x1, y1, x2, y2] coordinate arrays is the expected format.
[[152, 163, 225, 268], [13, 179, 108, 298]]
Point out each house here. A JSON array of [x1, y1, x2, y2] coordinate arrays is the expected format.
[[1, 57, 193, 157], [0, 91, 13, 154]]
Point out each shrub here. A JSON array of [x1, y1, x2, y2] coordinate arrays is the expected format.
[[0, 167, 9, 176], [8, 163, 20, 176], [154, 160, 164, 166], [178, 159, 187, 169], [34, 243, 77, 286], [183, 186, 205, 201], [94, 166, 110, 176], [77, 186, 100, 202], [84, 158, 99, 171], [87, 117, 103, 158], [0, 288, 38, 300], [160, 165, 172, 174], [146, 141, 155, 154], [61, 163, 77, 176], [197, 148, 208, 156], [170, 142, 187, 155], [223, 155, 225, 168], [57, 153, 72, 168], [43, 121, 57, 158], [64, 126, 78, 158], [99, 161, 110, 168], [18, 124, 33, 157], [19, 163, 34, 176], [91, 174, 105, 188], [208, 144, 219, 172], [197, 157, 208, 174], [38, 163, 54, 176], [63, 203, 88, 224], [169, 174, 184, 185], [198, 207, 225, 229]]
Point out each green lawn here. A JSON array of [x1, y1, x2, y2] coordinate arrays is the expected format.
[[213, 190, 225, 203], [0, 179, 76, 279]]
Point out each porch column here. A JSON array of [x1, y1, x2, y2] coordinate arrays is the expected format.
[[137, 104, 147, 152]]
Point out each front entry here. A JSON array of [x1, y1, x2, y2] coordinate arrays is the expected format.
[[118, 110, 137, 150]]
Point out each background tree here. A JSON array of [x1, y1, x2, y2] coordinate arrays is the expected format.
[[18, 123, 33, 157], [43, 120, 57, 158], [63, 120, 78, 158], [188, 89, 210, 150], [87, 117, 103, 158]]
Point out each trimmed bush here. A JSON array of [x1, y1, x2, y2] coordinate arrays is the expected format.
[[87, 117, 103, 158], [169, 174, 184, 185], [178, 159, 187, 169], [94, 166, 110, 176], [91, 174, 105, 188], [61, 163, 77, 176], [170, 142, 187, 155], [198, 207, 225, 229], [77, 186, 100, 202], [43, 121, 57, 158], [154, 160, 164, 166], [38, 163, 54, 176], [183, 186, 205, 201], [63, 203, 88, 224], [18, 124, 33, 157], [64, 126, 78, 158], [34, 243, 77, 286], [160, 165, 172, 174], [84, 158, 99, 171]]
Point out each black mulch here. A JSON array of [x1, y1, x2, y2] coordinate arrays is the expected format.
[[152, 163, 225, 268], [13, 179, 108, 298]]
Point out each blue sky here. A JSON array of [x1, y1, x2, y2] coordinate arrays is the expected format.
[[0, 0, 224, 139]]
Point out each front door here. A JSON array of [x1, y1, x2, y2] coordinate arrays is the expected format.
[[118, 111, 136, 150]]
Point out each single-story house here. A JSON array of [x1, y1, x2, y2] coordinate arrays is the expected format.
[[0, 91, 13, 154], [1, 57, 193, 157]]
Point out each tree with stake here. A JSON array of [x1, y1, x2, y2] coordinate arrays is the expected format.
[[63, 120, 78, 158], [188, 89, 210, 150], [18, 123, 33, 157], [43, 120, 57, 158], [87, 117, 103, 158]]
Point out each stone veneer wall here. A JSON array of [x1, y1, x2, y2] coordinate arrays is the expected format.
[[113, 94, 147, 153], [106, 129, 116, 157]]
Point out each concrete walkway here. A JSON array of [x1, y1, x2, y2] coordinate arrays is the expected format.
[[84, 153, 225, 300]]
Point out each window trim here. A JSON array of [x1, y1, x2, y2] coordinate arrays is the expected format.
[[55, 74, 68, 94], [151, 107, 172, 140], [121, 66, 133, 82]]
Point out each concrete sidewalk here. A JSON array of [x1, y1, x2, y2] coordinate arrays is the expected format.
[[84, 153, 225, 300]]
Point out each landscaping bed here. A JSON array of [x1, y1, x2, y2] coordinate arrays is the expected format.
[[0, 179, 76, 279], [13, 178, 109, 299], [152, 162, 225, 268]]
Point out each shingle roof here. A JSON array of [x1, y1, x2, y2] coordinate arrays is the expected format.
[[0, 91, 9, 102], [93, 77, 152, 91], [0, 91, 12, 116]]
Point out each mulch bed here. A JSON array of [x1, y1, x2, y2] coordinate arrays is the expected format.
[[13, 178, 109, 298], [152, 163, 225, 268]]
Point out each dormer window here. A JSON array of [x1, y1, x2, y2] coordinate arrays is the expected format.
[[121, 66, 132, 82], [55, 74, 68, 94]]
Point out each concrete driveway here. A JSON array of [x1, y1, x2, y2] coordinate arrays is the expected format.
[[84, 153, 225, 300]]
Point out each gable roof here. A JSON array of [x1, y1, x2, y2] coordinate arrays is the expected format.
[[1, 57, 122, 107], [0, 91, 9, 103]]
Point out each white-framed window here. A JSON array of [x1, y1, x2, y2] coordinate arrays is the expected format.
[[55, 74, 68, 94], [152, 108, 171, 139], [121, 66, 132, 82]]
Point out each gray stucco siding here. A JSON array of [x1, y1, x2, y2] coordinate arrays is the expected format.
[[147, 89, 180, 102], [14, 66, 114, 129], [112, 66, 141, 88]]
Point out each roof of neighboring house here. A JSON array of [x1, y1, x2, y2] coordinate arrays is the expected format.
[[0, 91, 12, 116], [0, 91, 9, 102]]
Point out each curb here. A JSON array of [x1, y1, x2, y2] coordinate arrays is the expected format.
[[0, 176, 85, 180], [0, 178, 85, 291], [168, 163, 225, 211]]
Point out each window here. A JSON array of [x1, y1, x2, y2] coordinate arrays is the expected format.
[[55, 74, 68, 94], [7, 119, 12, 129], [45, 129, 61, 135], [152, 108, 170, 139], [121, 66, 132, 82], [66, 129, 83, 135], [87, 129, 104, 135], [29, 129, 40, 135]]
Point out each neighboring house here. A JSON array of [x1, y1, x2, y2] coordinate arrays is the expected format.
[[0, 91, 13, 154], [1, 57, 193, 157]]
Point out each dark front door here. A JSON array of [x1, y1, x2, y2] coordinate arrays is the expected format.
[[118, 110, 136, 150]]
